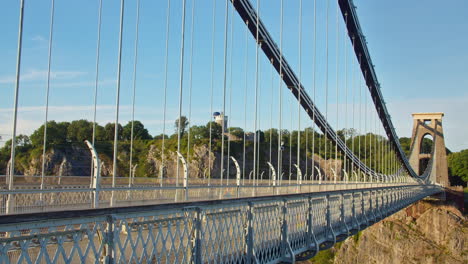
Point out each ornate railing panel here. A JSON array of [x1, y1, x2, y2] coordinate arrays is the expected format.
[[0, 185, 442, 264], [0, 182, 417, 215]]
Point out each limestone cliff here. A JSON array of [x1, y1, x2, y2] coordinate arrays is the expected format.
[[16, 144, 341, 181], [304, 199, 467, 264]]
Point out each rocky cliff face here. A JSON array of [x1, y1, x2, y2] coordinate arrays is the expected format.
[[304, 199, 467, 264], [23, 146, 92, 177], [18, 144, 342, 181]]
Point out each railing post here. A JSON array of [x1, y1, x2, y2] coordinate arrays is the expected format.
[[351, 192, 357, 231], [361, 191, 368, 226], [369, 190, 376, 222], [281, 199, 295, 263], [246, 202, 256, 263], [307, 196, 319, 253], [341, 193, 349, 235], [326, 194, 336, 243], [103, 214, 115, 264], [192, 207, 203, 264], [374, 190, 380, 219]]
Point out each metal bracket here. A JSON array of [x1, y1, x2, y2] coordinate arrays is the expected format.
[[352, 171, 359, 182], [267, 162, 277, 186], [176, 151, 188, 188], [331, 168, 337, 184], [294, 164, 302, 185], [315, 166, 322, 184], [343, 170, 349, 183], [85, 140, 101, 208], [230, 156, 241, 198], [176, 151, 189, 201], [230, 156, 241, 186]]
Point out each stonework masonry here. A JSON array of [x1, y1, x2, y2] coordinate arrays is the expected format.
[[408, 113, 449, 186]]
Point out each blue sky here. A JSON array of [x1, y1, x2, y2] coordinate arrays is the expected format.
[[0, 0, 467, 152]]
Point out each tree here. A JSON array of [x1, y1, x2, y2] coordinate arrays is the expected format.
[[399, 137, 411, 156], [264, 128, 279, 145], [154, 134, 169, 140], [104, 123, 123, 141], [421, 137, 433, 153], [174, 116, 189, 136], [30, 121, 69, 147], [448, 149, 468, 183], [67, 119, 94, 142], [122, 121, 152, 140], [337, 128, 357, 140], [255, 130, 265, 143], [0, 135, 31, 154], [206, 121, 223, 140], [229, 127, 244, 139]]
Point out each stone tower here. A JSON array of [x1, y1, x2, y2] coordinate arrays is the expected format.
[[408, 113, 449, 186]]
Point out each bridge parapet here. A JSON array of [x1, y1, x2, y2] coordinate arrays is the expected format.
[[0, 185, 442, 263]]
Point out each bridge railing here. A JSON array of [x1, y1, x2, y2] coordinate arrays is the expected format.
[[0, 185, 442, 263], [0, 181, 418, 215]]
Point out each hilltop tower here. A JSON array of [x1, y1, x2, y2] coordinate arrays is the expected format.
[[408, 113, 449, 186], [213, 112, 228, 130]]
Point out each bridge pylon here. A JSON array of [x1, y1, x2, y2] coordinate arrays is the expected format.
[[408, 113, 449, 186]]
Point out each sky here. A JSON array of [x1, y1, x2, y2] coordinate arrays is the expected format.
[[0, 0, 467, 152]]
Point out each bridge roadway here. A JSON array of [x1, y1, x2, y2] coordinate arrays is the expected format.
[[1, 177, 412, 215], [0, 184, 442, 263]]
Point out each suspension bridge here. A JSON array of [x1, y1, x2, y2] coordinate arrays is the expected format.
[[0, 0, 448, 263]]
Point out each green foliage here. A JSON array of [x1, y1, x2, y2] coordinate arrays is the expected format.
[[122, 121, 152, 140], [309, 248, 335, 264], [399, 137, 411, 156], [174, 116, 189, 136], [354, 230, 363, 244], [420, 136, 433, 154], [264, 128, 279, 146], [255, 130, 265, 143], [229, 127, 244, 138], [448, 149, 468, 184], [3, 115, 448, 180], [30, 121, 69, 147], [104, 123, 123, 141], [67, 119, 94, 142]]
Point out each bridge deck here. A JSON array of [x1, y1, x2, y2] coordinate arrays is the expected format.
[[0, 185, 442, 264], [1, 181, 414, 215]]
